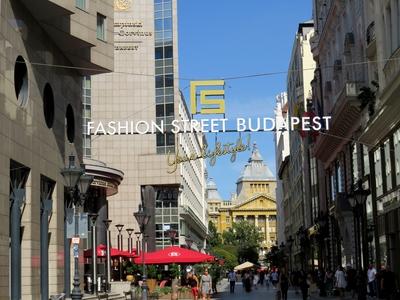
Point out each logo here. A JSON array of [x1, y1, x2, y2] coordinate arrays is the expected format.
[[114, 0, 132, 11], [168, 251, 181, 257], [190, 80, 225, 115]]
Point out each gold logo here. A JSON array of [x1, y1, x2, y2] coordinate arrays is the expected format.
[[190, 80, 225, 115], [115, 0, 131, 11]]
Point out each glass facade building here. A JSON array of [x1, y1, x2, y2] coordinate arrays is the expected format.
[[155, 0, 175, 154]]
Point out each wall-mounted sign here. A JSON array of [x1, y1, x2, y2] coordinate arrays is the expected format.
[[114, 20, 152, 51]]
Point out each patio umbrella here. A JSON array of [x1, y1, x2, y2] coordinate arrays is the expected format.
[[133, 246, 214, 265], [84, 244, 128, 257], [234, 261, 254, 271]]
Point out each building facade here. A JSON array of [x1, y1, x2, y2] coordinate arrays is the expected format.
[[207, 145, 277, 256], [90, 0, 208, 251], [286, 21, 316, 270], [359, 0, 400, 281], [275, 92, 289, 245], [0, 0, 114, 298]]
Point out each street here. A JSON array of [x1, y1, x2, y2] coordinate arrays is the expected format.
[[214, 279, 302, 300]]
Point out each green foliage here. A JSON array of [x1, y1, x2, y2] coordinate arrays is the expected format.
[[221, 220, 263, 263], [169, 264, 180, 279], [211, 246, 238, 271], [153, 286, 172, 296], [207, 221, 222, 247], [147, 265, 158, 279], [264, 245, 287, 268], [125, 261, 141, 275]]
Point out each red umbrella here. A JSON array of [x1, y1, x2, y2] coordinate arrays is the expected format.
[[84, 244, 130, 258], [133, 246, 214, 265]]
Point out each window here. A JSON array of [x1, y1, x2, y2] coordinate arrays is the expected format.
[[43, 83, 54, 129], [96, 13, 106, 41], [66, 105, 75, 143], [384, 139, 392, 191], [76, 0, 86, 10], [352, 144, 359, 182], [374, 148, 383, 196], [14, 56, 29, 107], [394, 128, 400, 185]]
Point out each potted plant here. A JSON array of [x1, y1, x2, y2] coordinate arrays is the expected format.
[[125, 261, 140, 282], [147, 265, 158, 293]]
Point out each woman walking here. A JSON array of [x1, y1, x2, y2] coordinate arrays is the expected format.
[[200, 268, 212, 300], [335, 266, 347, 299]]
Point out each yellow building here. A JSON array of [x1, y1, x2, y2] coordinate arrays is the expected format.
[[207, 144, 277, 255]]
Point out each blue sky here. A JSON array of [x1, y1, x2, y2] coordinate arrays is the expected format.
[[178, 1, 312, 199]]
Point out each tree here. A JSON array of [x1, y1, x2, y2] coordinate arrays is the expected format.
[[211, 246, 238, 271], [221, 220, 263, 263], [207, 221, 222, 247], [264, 245, 287, 268]]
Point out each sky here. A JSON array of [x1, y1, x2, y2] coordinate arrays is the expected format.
[[178, 1, 313, 199]]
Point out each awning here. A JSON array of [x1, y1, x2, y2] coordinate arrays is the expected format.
[[133, 246, 214, 265], [84, 244, 136, 258], [234, 261, 254, 271]]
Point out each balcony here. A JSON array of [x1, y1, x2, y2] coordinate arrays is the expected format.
[[313, 82, 362, 164], [19, 0, 113, 74], [366, 21, 376, 58]]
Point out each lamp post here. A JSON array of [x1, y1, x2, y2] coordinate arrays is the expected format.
[[166, 229, 177, 246], [135, 232, 142, 256], [115, 224, 124, 281], [61, 155, 93, 300], [89, 213, 98, 294], [348, 179, 370, 270], [103, 219, 112, 292], [126, 228, 134, 260], [134, 204, 150, 300]]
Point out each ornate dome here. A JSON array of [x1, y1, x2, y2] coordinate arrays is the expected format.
[[236, 143, 275, 183], [206, 178, 222, 200]]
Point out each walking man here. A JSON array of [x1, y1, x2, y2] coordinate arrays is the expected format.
[[228, 270, 236, 293], [367, 264, 377, 297]]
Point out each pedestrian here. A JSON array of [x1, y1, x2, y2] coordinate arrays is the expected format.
[[187, 272, 199, 300], [244, 272, 252, 292], [279, 268, 289, 300], [271, 269, 279, 289], [367, 264, 377, 297], [380, 265, 397, 300], [259, 270, 265, 286], [266, 270, 271, 289], [334, 266, 347, 299], [299, 275, 309, 300], [200, 268, 212, 300], [346, 264, 357, 298], [228, 270, 236, 293], [325, 269, 334, 296], [253, 272, 259, 290], [355, 269, 367, 300]]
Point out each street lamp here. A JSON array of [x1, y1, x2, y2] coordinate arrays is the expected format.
[[348, 179, 370, 270], [88, 213, 98, 294], [134, 204, 150, 300], [126, 228, 134, 259], [135, 232, 142, 256], [115, 224, 124, 281], [166, 228, 177, 246], [61, 155, 93, 300], [103, 219, 112, 292]]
